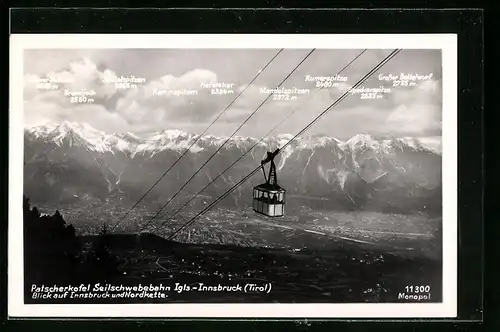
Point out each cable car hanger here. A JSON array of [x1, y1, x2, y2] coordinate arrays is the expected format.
[[260, 148, 280, 185]]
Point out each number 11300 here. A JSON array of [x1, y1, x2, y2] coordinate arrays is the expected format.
[[405, 285, 431, 293]]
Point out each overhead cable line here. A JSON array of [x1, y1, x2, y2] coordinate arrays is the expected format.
[[108, 48, 284, 233], [135, 49, 316, 233], [164, 49, 402, 242], [281, 50, 401, 150], [146, 49, 368, 235]]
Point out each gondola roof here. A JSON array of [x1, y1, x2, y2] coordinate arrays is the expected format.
[[254, 182, 285, 192]]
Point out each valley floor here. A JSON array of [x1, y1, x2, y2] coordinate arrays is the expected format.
[[52, 203, 442, 260], [25, 207, 442, 304]]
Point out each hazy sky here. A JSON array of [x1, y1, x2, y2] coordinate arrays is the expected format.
[[23, 49, 442, 140]]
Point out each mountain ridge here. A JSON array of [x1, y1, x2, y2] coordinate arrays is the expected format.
[[24, 121, 442, 155], [23, 121, 442, 216]]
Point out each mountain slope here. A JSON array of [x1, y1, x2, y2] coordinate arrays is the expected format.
[[23, 122, 442, 214]]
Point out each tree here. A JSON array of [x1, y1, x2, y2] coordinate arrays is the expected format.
[[80, 223, 119, 282], [52, 209, 66, 228], [31, 207, 40, 219], [23, 195, 81, 287], [23, 195, 30, 213]]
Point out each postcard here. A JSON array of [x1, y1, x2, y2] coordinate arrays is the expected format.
[[8, 34, 457, 318]]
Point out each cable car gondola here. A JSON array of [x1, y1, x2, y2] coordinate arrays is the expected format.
[[252, 149, 286, 217]]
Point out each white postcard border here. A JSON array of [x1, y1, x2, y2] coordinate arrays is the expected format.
[[8, 34, 457, 318]]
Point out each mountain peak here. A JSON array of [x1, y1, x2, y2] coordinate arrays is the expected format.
[[347, 134, 374, 144], [125, 132, 140, 139], [148, 129, 191, 141], [340, 134, 379, 152], [59, 121, 103, 134], [59, 120, 79, 129]]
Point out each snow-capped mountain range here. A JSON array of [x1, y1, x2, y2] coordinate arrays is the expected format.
[[25, 121, 441, 155], [23, 121, 442, 215]]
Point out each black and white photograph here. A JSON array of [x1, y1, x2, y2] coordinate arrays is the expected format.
[[9, 34, 457, 318]]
